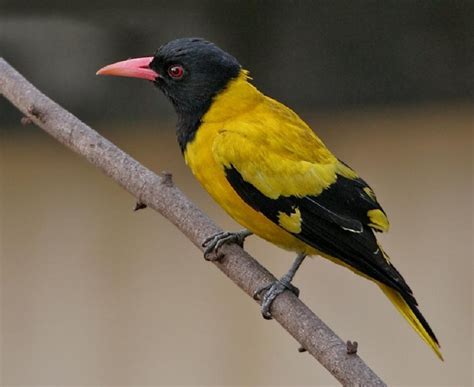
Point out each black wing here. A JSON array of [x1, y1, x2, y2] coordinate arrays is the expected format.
[[225, 163, 416, 303]]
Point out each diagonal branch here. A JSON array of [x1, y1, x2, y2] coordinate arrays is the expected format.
[[0, 58, 386, 386]]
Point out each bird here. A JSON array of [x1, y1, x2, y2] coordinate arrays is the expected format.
[[97, 37, 442, 360]]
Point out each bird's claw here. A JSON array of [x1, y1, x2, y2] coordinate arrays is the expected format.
[[202, 230, 251, 261], [253, 279, 300, 319]]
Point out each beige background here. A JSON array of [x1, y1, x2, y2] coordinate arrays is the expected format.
[[1, 103, 473, 385]]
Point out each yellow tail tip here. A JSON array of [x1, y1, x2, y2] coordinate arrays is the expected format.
[[434, 345, 444, 362], [379, 284, 443, 361]]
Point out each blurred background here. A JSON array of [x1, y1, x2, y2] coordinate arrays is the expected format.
[[1, 1, 473, 385]]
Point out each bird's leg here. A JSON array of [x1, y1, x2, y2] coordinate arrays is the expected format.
[[253, 252, 306, 319], [202, 229, 253, 260]]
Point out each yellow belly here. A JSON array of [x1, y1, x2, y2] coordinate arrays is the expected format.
[[184, 122, 313, 254]]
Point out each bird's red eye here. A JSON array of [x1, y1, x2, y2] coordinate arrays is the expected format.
[[168, 65, 184, 79]]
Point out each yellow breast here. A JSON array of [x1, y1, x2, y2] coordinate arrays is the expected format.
[[183, 71, 317, 254], [184, 120, 310, 253]]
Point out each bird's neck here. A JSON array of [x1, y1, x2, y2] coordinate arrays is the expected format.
[[176, 70, 264, 152], [201, 70, 264, 123]]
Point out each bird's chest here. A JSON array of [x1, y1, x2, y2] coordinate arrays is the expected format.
[[183, 122, 248, 219], [183, 122, 309, 252]]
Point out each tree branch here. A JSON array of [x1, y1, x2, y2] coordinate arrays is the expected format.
[[0, 58, 385, 386]]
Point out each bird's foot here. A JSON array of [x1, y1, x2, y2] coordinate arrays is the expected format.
[[253, 252, 306, 319], [202, 229, 252, 261], [253, 278, 300, 319]]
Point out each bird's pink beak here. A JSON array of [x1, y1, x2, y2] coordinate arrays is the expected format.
[[96, 56, 158, 81]]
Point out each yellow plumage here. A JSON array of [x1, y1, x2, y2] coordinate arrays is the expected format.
[[380, 284, 443, 360], [184, 70, 442, 359], [98, 37, 441, 361]]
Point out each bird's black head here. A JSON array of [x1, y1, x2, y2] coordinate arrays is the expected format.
[[97, 37, 242, 150], [149, 38, 241, 117]]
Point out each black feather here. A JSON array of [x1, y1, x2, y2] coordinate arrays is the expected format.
[[225, 164, 415, 302], [149, 38, 241, 152]]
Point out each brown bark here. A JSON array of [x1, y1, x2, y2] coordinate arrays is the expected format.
[[0, 58, 386, 386]]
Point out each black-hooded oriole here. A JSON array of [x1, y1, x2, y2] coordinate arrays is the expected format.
[[97, 37, 442, 359]]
